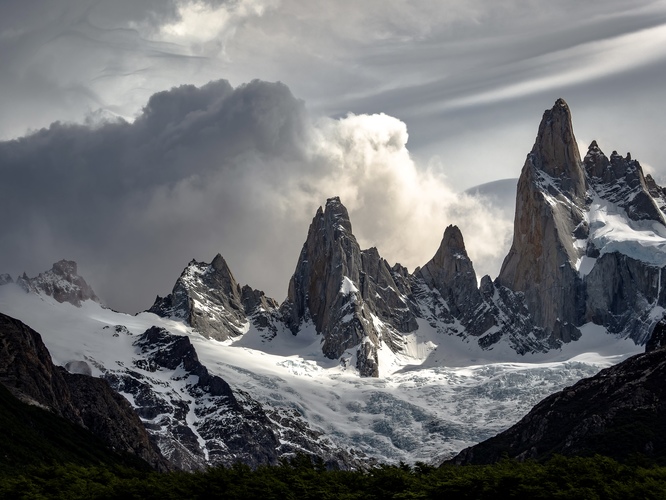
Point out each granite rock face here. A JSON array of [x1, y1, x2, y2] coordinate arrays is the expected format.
[[281, 197, 419, 377], [583, 252, 664, 344], [16, 260, 99, 307], [498, 99, 585, 342], [149, 254, 277, 341], [498, 99, 666, 345], [0, 312, 168, 470], [451, 346, 666, 464]]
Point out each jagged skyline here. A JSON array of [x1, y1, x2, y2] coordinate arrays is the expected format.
[[2, 1, 666, 312]]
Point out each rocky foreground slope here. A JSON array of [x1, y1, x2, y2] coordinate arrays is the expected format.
[[452, 322, 666, 465], [0, 312, 168, 470]]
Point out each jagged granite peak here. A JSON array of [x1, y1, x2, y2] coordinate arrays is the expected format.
[[498, 99, 590, 342], [282, 197, 555, 375], [148, 253, 276, 341], [530, 98, 586, 202], [282, 196, 419, 377], [0, 312, 168, 470], [413, 227, 551, 353], [584, 141, 665, 224], [451, 347, 666, 464], [16, 260, 99, 307], [417, 225, 481, 319]]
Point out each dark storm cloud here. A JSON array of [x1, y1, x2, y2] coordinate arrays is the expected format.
[[0, 79, 315, 311], [3, 0, 666, 311], [0, 79, 511, 313]]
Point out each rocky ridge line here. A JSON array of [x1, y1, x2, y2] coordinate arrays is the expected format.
[[451, 327, 666, 464], [0, 312, 168, 470], [15, 260, 99, 307]]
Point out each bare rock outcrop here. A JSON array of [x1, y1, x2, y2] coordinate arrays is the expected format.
[[0, 312, 168, 470], [16, 260, 99, 307], [148, 254, 272, 341], [498, 99, 585, 342]]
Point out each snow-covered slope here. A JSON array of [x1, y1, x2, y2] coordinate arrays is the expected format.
[[2, 99, 663, 470], [0, 282, 640, 466]]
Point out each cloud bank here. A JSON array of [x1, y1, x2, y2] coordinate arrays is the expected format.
[[3, 0, 666, 192], [0, 79, 513, 312]]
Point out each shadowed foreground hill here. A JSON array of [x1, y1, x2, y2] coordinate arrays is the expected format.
[[0, 381, 152, 473], [0, 312, 168, 471], [452, 342, 666, 465]]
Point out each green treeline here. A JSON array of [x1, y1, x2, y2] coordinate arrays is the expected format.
[[3, 454, 666, 500]]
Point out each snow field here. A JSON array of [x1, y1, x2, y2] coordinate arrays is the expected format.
[[0, 284, 641, 464]]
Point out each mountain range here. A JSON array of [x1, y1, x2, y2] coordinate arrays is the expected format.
[[1, 98, 665, 470]]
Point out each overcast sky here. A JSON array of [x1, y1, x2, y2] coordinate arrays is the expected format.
[[2, 0, 666, 312]]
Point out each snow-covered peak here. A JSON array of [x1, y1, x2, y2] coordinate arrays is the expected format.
[[15, 260, 99, 307], [148, 254, 272, 341], [584, 141, 665, 225], [583, 194, 666, 268]]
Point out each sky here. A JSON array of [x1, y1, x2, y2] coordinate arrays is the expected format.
[[1, 0, 666, 313]]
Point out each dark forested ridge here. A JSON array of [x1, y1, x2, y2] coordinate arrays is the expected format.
[[2, 454, 666, 499], [0, 382, 152, 474]]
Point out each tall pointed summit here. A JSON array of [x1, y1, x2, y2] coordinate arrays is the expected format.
[[281, 197, 418, 377], [529, 98, 586, 202], [417, 225, 482, 320], [149, 254, 261, 341], [498, 99, 586, 342]]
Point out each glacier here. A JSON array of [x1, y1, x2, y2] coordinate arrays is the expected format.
[[0, 282, 640, 465]]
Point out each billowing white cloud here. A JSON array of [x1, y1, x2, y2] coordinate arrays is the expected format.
[[0, 79, 513, 312], [302, 112, 512, 279]]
